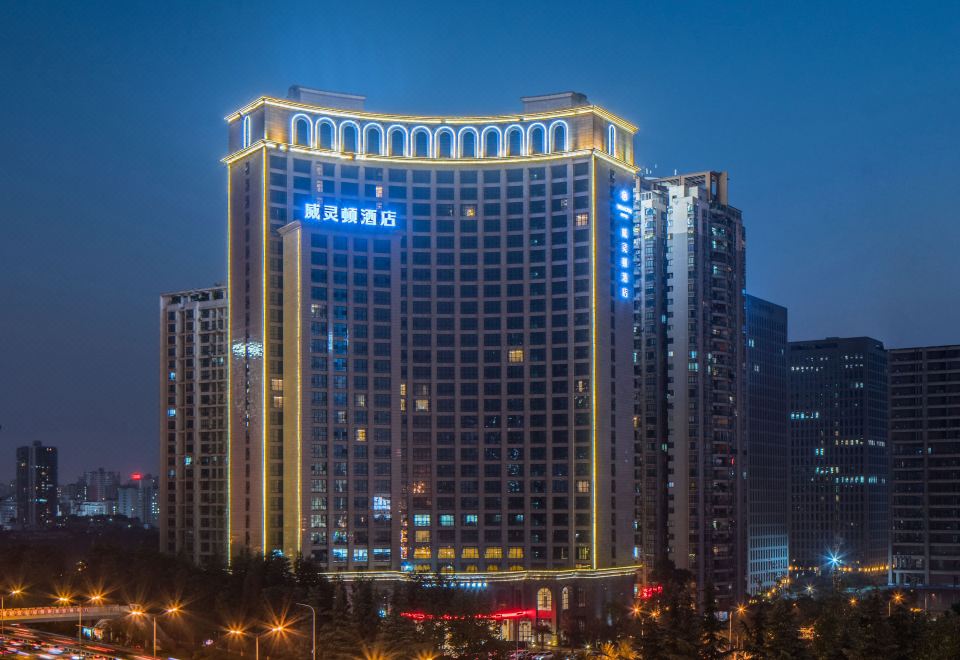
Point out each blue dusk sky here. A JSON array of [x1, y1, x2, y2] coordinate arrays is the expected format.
[[0, 0, 957, 478]]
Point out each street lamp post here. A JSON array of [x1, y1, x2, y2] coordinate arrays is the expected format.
[[227, 625, 286, 660], [888, 592, 903, 617], [1, 588, 24, 636], [130, 604, 180, 657], [295, 603, 316, 660], [730, 604, 745, 653]]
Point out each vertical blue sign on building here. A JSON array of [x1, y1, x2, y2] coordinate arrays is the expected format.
[[614, 188, 634, 299]]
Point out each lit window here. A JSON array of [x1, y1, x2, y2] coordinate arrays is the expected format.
[[438, 547, 455, 559], [273, 396, 284, 409], [271, 378, 283, 392], [575, 212, 589, 227], [415, 399, 430, 412], [484, 547, 502, 559], [576, 480, 590, 493], [561, 587, 570, 610], [355, 428, 367, 442], [413, 514, 431, 526], [508, 349, 524, 363], [462, 547, 479, 558], [439, 514, 454, 526], [413, 547, 432, 559], [355, 393, 366, 408], [508, 547, 524, 559], [415, 530, 431, 543], [537, 588, 552, 611], [400, 383, 407, 396]]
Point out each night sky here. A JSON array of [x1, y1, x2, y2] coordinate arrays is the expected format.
[[1, 1, 957, 480]]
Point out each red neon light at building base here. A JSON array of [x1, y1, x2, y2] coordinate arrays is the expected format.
[[401, 608, 553, 621], [637, 584, 664, 600]]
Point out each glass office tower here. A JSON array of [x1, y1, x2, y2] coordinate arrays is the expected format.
[[745, 295, 789, 594], [889, 345, 960, 587], [789, 336, 889, 577]]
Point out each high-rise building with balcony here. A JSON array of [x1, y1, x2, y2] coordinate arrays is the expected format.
[[789, 337, 889, 577], [744, 295, 789, 594], [160, 286, 228, 565], [15, 441, 58, 528], [889, 345, 960, 587], [634, 171, 747, 606], [224, 87, 640, 630]]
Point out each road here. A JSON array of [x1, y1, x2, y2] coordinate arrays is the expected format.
[[0, 624, 161, 660]]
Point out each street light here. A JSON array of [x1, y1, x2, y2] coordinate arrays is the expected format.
[[1, 588, 24, 636], [295, 602, 316, 660], [130, 603, 181, 657], [729, 604, 746, 651], [226, 624, 286, 660], [889, 592, 904, 616]]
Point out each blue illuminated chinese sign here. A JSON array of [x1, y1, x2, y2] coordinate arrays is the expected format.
[[614, 189, 634, 299], [304, 201, 397, 228]]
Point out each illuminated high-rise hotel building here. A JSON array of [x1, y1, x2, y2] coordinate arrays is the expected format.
[[224, 87, 641, 612]]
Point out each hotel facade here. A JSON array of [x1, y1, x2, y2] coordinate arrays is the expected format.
[[223, 88, 641, 622]]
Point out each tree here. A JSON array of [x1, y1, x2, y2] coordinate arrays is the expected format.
[[766, 599, 809, 659], [698, 583, 727, 660]]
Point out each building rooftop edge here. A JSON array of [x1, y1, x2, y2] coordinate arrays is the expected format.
[[789, 336, 886, 345], [225, 95, 638, 133], [160, 285, 226, 298], [221, 140, 639, 174]]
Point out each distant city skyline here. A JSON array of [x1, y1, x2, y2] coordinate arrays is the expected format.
[[1, 1, 957, 478]]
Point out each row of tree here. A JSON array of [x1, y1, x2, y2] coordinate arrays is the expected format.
[[2, 536, 960, 659]]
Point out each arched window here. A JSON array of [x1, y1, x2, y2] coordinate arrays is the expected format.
[[364, 124, 383, 155], [388, 126, 407, 157], [536, 588, 552, 611], [316, 119, 336, 150], [459, 128, 478, 158], [241, 116, 251, 148], [292, 114, 311, 147], [607, 124, 617, 157], [482, 127, 501, 158], [528, 124, 546, 155], [549, 121, 568, 153], [412, 127, 431, 158], [436, 128, 454, 158], [341, 122, 360, 153], [505, 126, 524, 157], [561, 587, 570, 610]]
